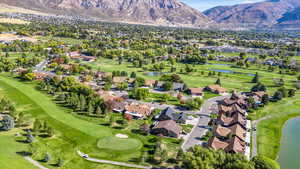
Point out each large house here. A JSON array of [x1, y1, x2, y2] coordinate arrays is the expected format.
[[208, 92, 249, 156], [112, 76, 128, 84], [205, 85, 227, 94], [208, 136, 245, 154], [217, 112, 247, 128], [157, 107, 187, 124], [124, 104, 153, 119], [188, 88, 204, 98], [151, 120, 182, 138], [144, 79, 156, 88]]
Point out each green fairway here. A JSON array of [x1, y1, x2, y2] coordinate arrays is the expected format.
[[256, 95, 300, 159], [88, 58, 296, 94], [97, 136, 142, 151], [0, 75, 143, 168], [0, 129, 37, 169]]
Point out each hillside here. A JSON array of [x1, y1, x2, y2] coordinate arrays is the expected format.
[[0, 0, 212, 27], [204, 0, 300, 29]]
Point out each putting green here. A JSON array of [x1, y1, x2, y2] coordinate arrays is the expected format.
[[97, 136, 142, 151]]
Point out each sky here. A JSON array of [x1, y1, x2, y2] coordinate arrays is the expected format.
[[180, 0, 265, 11]]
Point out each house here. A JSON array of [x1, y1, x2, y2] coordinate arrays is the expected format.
[[127, 78, 136, 87], [205, 85, 227, 94], [251, 91, 267, 104], [173, 83, 185, 92], [97, 90, 115, 102], [157, 107, 187, 124], [155, 81, 165, 90], [217, 113, 247, 128], [188, 88, 204, 98], [124, 104, 152, 118], [213, 124, 246, 141], [151, 120, 182, 138], [105, 100, 127, 113], [34, 72, 50, 80], [218, 104, 247, 117], [68, 51, 81, 58], [112, 76, 127, 84], [208, 136, 245, 154], [14, 67, 27, 75], [144, 79, 156, 88]]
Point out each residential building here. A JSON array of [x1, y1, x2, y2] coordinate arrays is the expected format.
[[151, 120, 182, 138]]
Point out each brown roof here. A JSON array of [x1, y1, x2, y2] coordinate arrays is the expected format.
[[206, 85, 227, 94], [218, 113, 246, 127], [97, 90, 115, 101], [152, 120, 182, 136], [219, 104, 246, 116], [127, 78, 136, 83], [213, 125, 231, 138], [229, 124, 246, 141], [189, 88, 204, 95], [253, 91, 266, 98], [144, 79, 156, 86], [125, 104, 152, 117], [225, 137, 245, 154], [209, 136, 245, 154], [113, 76, 127, 84], [105, 100, 127, 111], [213, 124, 246, 141], [208, 136, 229, 150], [34, 72, 50, 80]]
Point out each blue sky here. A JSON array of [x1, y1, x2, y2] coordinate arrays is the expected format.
[[181, 0, 264, 11]]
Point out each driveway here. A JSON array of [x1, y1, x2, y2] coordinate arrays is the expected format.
[[181, 95, 230, 151]]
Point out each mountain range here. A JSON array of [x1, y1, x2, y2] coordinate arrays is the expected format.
[[0, 0, 212, 27], [204, 0, 300, 30], [0, 0, 299, 30]]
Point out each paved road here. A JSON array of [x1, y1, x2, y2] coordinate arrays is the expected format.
[[182, 95, 229, 151], [24, 156, 49, 169], [251, 115, 271, 157], [77, 151, 152, 169]]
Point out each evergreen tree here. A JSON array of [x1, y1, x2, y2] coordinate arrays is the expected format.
[[252, 72, 259, 83], [215, 78, 221, 86]]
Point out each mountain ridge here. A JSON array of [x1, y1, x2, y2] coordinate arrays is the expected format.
[[0, 0, 212, 28], [204, 0, 300, 30]]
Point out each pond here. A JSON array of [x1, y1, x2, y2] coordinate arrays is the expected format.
[[146, 72, 168, 76], [277, 117, 300, 169], [209, 69, 256, 77]]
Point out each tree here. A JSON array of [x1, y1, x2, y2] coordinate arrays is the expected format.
[[124, 114, 133, 122], [262, 94, 269, 105], [251, 83, 266, 92], [56, 157, 64, 167], [0, 115, 14, 131], [43, 153, 51, 163], [33, 119, 42, 132], [163, 81, 173, 91], [215, 78, 221, 86], [251, 156, 280, 169], [288, 89, 296, 97], [252, 72, 259, 83], [130, 72, 137, 78], [181, 146, 255, 169], [23, 73, 36, 81], [273, 91, 283, 101], [131, 88, 149, 100]]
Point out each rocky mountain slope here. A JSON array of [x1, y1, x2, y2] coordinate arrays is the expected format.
[[0, 0, 212, 27], [204, 0, 300, 29]]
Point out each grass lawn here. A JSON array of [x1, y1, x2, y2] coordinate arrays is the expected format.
[[88, 58, 296, 94], [97, 136, 142, 151], [255, 95, 300, 159], [0, 75, 144, 168], [0, 129, 37, 169]]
